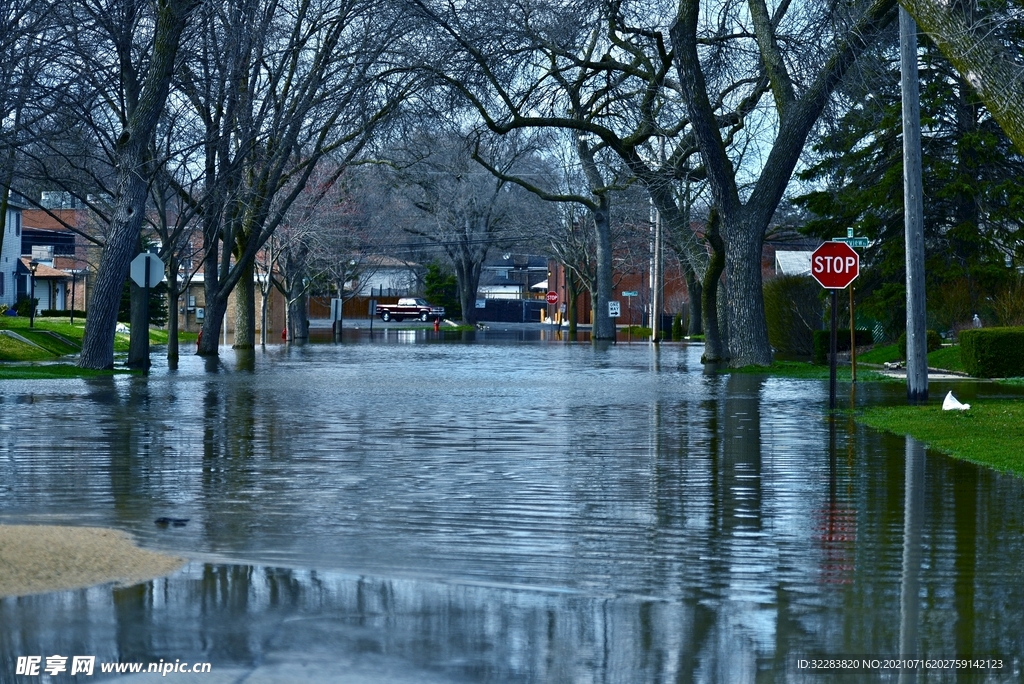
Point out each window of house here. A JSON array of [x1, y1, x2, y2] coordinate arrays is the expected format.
[[14, 213, 20, 236], [0, 271, 5, 297]]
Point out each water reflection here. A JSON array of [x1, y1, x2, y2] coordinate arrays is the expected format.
[[2, 342, 1024, 682]]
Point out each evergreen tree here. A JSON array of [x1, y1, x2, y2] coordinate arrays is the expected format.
[[424, 262, 461, 321], [795, 13, 1024, 337]]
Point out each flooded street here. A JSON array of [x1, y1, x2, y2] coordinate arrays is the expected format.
[[2, 333, 1024, 682]]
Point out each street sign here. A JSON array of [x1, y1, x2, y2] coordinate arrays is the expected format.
[[810, 241, 860, 289], [130, 253, 164, 289], [832, 236, 870, 248], [545, 291, 559, 305], [622, 290, 638, 297], [608, 301, 621, 317]]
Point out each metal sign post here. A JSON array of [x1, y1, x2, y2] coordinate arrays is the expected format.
[[128, 253, 165, 369], [811, 242, 860, 410]]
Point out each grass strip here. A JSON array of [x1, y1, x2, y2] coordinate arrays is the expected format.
[[727, 360, 894, 381], [858, 401, 1024, 476], [0, 364, 134, 380]]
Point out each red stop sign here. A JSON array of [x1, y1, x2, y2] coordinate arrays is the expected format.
[[545, 291, 559, 305], [810, 241, 860, 289]]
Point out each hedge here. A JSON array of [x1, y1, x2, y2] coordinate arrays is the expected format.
[[897, 329, 942, 360], [812, 329, 874, 365], [41, 309, 87, 318], [959, 327, 1024, 378]]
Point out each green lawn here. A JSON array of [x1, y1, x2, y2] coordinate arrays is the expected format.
[[0, 317, 191, 362], [729, 360, 893, 381], [858, 401, 1024, 476], [0, 364, 133, 380], [857, 343, 900, 364], [849, 343, 965, 373]]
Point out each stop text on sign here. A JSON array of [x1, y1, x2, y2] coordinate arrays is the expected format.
[[814, 255, 857, 274], [810, 241, 860, 289]]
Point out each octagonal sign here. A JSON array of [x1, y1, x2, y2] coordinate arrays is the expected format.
[[810, 241, 859, 289]]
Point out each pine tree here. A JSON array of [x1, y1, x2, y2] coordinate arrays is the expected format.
[[795, 12, 1024, 337]]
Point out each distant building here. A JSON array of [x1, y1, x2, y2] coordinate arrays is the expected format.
[[1, 193, 29, 308]]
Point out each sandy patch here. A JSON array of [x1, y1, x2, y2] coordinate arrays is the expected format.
[[0, 525, 185, 598]]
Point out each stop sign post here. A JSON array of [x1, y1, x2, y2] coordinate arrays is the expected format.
[[811, 241, 861, 410]]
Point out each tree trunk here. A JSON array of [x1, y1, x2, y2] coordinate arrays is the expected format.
[[723, 213, 772, 366], [287, 283, 309, 341], [454, 258, 482, 325], [166, 284, 180, 360], [197, 292, 227, 356], [701, 210, 727, 363], [78, 0, 197, 369], [127, 277, 150, 369], [233, 260, 256, 349], [591, 200, 615, 340], [567, 268, 578, 335], [684, 264, 702, 336]]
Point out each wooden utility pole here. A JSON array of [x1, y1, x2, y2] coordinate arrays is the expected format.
[[651, 203, 663, 344], [901, 7, 928, 402]]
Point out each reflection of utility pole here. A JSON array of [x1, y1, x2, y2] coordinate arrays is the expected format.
[[900, 437, 926, 684], [901, 7, 928, 402]]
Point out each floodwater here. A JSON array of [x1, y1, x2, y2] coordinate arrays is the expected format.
[[2, 330, 1024, 683]]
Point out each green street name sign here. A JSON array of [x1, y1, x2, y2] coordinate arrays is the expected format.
[[832, 237, 870, 248]]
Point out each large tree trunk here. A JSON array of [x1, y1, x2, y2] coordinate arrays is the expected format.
[[287, 283, 309, 341], [902, 0, 1024, 153], [78, 0, 197, 369], [233, 260, 256, 349], [454, 258, 482, 325], [723, 213, 772, 366], [197, 289, 228, 356]]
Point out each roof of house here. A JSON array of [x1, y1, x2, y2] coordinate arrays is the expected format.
[[19, 258, 68, 279], [774, 250, 813, 276]]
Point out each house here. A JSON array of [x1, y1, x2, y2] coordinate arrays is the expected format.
[[1, 192, 28, 309], [18, 255, 68, 313], [479, 254, 549, 299], [348, 255, 420, 297]]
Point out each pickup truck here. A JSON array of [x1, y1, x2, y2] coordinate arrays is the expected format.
[[375, 297, 445, 322]]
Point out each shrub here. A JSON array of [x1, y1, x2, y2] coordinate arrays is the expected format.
[[41, 309, 87, 318], [897, 329, 942, 360], [764, 275, 823, 356], [671, 313, 683, 341], [959, 327, 1024, 378], [14, 296, 37, 317], [812, 329, 875, 364]]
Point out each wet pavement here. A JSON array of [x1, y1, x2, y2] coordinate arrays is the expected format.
[[2, 330, 1024, 682]]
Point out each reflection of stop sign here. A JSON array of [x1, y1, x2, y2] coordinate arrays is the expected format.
[[811, 241, 860, 289], [546, 291, 558, 305]]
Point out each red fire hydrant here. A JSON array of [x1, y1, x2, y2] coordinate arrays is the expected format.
[[434, 317, 440, 332], [282, 327, 287, 341]]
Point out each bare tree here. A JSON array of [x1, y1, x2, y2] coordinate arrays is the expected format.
[[386, 129, 554, 324], [172, 0, 410, 355], [71, 0, 201, 369]]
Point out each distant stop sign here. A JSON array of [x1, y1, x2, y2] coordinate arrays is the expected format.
[[545, 291, 559, 305], [811, 241, 860, 289]]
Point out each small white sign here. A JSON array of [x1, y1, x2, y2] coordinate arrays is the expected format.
[[608, 301, 621, 317], [476, 299, 486, 308]]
